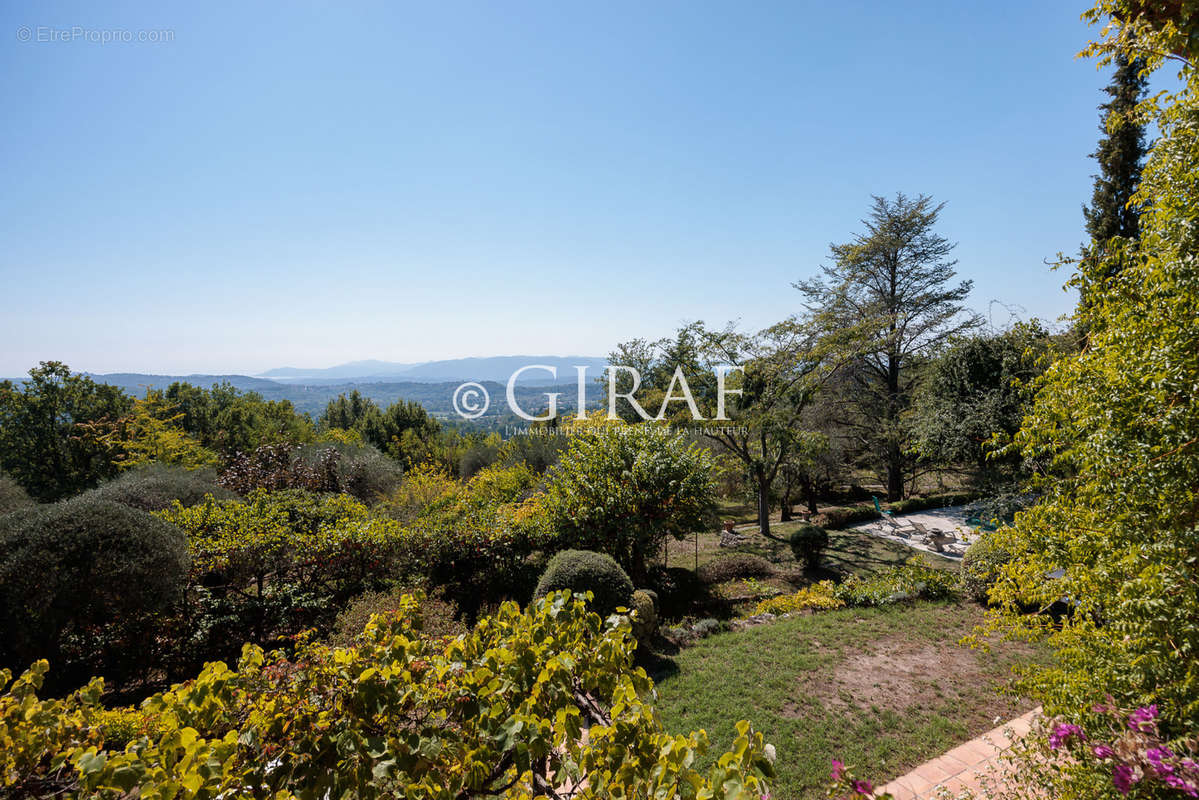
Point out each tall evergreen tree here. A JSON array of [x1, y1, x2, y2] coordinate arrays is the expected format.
[[1080, 53, 1148, 306], [797, 194, 979, 500]]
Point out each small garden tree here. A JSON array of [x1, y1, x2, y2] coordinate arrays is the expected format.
[[545, 423, 716, 583]]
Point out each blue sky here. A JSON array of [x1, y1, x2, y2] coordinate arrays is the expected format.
[[0, 1, 1126, 375]]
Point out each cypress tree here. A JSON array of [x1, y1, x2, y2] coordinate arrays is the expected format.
[[1079, 53, 1149, 306]]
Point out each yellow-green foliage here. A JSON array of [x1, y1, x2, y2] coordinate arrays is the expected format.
[[2, 593, 774, 799], [0, 663, 102, 792], [752, 581, 843, 615], [979, 3, 1199, 744], [159, 489, 380, 586], [377, 462, 461, 523]]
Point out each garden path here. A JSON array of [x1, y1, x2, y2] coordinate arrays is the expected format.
[[879, 706, 1040, 798]]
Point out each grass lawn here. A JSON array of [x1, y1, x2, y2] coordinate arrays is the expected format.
[[651, 601, 1044, 799]]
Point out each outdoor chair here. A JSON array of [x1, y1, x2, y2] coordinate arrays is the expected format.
[[872, 496, 892, 518]]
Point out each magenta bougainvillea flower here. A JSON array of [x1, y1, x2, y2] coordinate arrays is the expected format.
[[851, 779, 873, 795], [1128, 705, 1159, 733], [1112, 764, 1137, 795], [1049, 723, 1085, 750]]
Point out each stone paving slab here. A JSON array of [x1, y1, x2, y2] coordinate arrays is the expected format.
[[849, 505, 979, 560], [879, 707, 1040, 799]]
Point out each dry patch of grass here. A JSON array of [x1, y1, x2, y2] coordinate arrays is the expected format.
[[653, 602, 1044, 800]]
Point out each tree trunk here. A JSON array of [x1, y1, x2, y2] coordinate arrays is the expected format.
[[780, 486, 793, 522], [803, 477, 819, 514], [631, 543, 648, 587], [887, 441, 904, 501], [756, 470, 772, 539]]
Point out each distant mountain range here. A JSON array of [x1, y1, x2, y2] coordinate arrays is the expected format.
[[38, 356, 613, 421], [257, 355, 610, 384]]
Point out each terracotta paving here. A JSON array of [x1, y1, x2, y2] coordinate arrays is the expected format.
[[879, 707, 1040, 799]]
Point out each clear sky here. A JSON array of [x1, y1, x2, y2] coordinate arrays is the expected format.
[[0, 1, 1126, 375]]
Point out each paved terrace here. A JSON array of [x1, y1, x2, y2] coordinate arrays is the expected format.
[[848, 504, 979, 559], [880, 707, 1039, 799]]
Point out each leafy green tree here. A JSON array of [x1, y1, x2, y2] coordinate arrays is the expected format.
[[911, 321, 1066, 489], [611, 321, 836, 539], [0, 362, 132, 501], [773, 431, 833, 519], [545, 423, 717, 583], [979, 7, 1199, 793], [78, 390, 220, 471], [319, 390, 439, 469], [163, 381, 313, 455], [797, 193, 979, 499]]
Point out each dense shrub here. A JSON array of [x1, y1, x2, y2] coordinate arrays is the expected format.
[[158, 489, 393, 667], [82, 463, 235, 511], [886, 491, 978, 515], [161, 480, 557, 666], [0, 473, 33, 515], [646, 565, 728, 620], [629, 588, 658, 644], [696, 553, 776, 584], [812, 504, 880, 529], [544, 424, 717, 582], [788, 523, 829, 569], [832, 559, 960, 607], [377, 462, 460, 523], [331, 587, 466, 646], [960, 532, 1012, 604], [218, 442, 341, 495], [534, 549, 635, 616], [0, 594, 774, 799], [753, 582, 843, 615], [296, 442, 403, 504], [0, 496, 189, 689]]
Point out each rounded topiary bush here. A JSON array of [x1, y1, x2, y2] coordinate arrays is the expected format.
[[789, 523, 830, 570], [0, 496, 190, 688], [0, 473, 34, 515], [629, 588, 659, 644], [534, 549, 634, 616], [960, 533, 1012, 604], [83, 463, 236, 512], [695, 553, 775, 584]]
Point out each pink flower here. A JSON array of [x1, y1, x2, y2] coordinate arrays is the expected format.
[[1128, 705, 1159, 733], [1049, 723, 1085, 750], [852, 779, 874, 795], [1147, 745, 1176, 776], [1163, 774, 1199, 798], [1091, 743, 1116, 760], [1112, 764, 1138, 795], [831, 759, 845, 781]]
